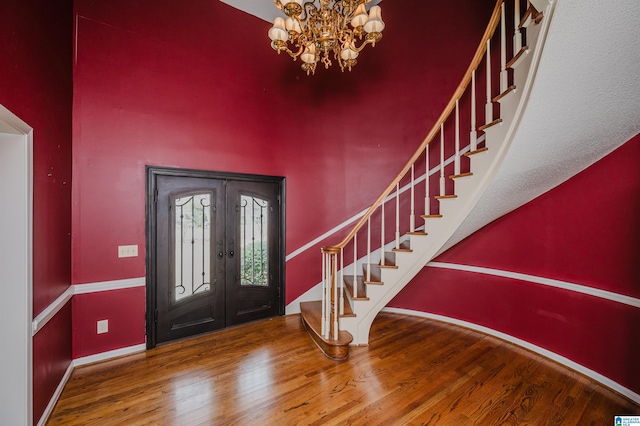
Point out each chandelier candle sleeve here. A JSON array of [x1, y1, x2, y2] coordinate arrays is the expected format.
[[269, 0, 385, 75]]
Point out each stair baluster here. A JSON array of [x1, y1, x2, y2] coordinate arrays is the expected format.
[[485, 39, 493, 124], [439, 123, 445, 197], [367, 217, 371, 283], [380, 201, 385, 266], [514, 0, 522, 54], [410, 165, 415, 233], [353, 234, 358, 298], [395, 182, 400, 249], [424, 144, 430, 218], [454, 100, 461, 176], [500, 2, 508, 93], [470, 70, 478, 152]]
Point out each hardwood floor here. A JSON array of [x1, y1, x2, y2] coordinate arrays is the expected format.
[[47, 313, 639, 425]]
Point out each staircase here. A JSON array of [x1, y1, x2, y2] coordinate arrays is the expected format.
[[301, 0, 555, 360]]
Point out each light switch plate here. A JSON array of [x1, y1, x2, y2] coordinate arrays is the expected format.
[[118, 245, 138, 258], [97, 319, 108, 334]]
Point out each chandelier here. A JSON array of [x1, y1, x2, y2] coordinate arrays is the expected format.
[[268, 0, 385, 75]]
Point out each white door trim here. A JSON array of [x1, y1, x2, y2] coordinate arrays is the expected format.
[[0, 104, 34, 426]]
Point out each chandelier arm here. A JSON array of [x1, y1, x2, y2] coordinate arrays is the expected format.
[[353, 36, 376, 52], [285, 43, 305, 59], [300, 1, 316, 21]]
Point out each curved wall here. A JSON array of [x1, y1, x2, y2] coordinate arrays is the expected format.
[[389, 133, 640, 396]]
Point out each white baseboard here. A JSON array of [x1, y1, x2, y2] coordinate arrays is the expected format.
[[36, 361, 73, 426], [382, 307, 640, 405], [36, 343, 147, 425], [73, 343, 146, 367]]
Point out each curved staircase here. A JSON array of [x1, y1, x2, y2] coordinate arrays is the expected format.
[[300, 0, 556, 360]]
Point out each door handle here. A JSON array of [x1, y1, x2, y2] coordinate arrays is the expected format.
[[218, 251, 224, 258], [228, 239, 235, 258]]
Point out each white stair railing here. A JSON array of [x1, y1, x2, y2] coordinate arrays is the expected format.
[[320, 0, 544, 341]]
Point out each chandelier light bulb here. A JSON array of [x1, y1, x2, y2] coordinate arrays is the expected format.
[[268, 17, 288, 42], [351, 4, 368, 28], [285, 17, 301, 34], [301, 43, 317, 64], [363, 6, 385, 34], [340, 40, 359, 61]]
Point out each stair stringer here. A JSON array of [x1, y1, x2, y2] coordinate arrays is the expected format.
[[340, 0, 556, 346]]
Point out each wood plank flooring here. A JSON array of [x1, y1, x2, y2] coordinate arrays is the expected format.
[[47, 313, 639, 425]]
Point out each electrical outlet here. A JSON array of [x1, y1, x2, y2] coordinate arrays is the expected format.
[[118, 244, 138, 258], [97, 319, 109, 334]]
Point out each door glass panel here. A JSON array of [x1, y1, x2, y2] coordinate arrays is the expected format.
[[174, 193, 211, 302], [240, 195, 269, 286]]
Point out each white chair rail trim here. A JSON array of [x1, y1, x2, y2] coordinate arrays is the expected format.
[[32, 277, 146, 336], [427, 262, 640, 308]]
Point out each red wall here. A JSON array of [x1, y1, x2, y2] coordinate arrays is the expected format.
[[71, 0, 495, 356], [33, 303, 72, 422], [72, 288, 146, 359], [390, 133, 640, 394], [0, 0, 73, 422]]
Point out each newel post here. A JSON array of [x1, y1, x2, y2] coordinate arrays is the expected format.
[[321, 246, 341, 340]]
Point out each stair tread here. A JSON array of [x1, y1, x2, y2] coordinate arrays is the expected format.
[[435, 194, 457, 199], [493, 85, 516, 102], [300, 301, 352, 360], [421, 214, 442, 219], [392, 241, 412, 252], [507, 46, 529, 68], [407, 230, 429, 235], [450, 172, 473, 179], [479, 118, 503, 131], [464, 147, 488, 157], [519, 5, 543, 29], [344, 275, 369, 300]]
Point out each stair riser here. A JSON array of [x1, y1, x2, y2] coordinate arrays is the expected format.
[[465, 151, 493, 176], [451, 176, 477, 202]]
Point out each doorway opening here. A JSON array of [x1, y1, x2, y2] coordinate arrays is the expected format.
[[146, 166, 285, 348]]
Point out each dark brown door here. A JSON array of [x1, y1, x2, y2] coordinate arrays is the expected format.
[[147, 168, 284, 347], [225, 179, 281, 326]]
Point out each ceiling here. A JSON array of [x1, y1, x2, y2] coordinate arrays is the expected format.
[[219, 0, 382, 23]]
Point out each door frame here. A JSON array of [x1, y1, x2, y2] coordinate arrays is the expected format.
[[145, 166, 286, 349], [0, 104, 33, 425]]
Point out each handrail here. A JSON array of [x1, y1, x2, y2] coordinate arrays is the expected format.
[[323, 0, 504, 252]]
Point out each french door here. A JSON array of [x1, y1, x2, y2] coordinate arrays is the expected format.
[[146, 167, 285, 348]]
